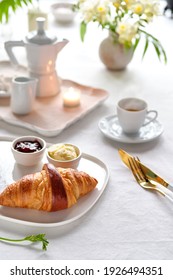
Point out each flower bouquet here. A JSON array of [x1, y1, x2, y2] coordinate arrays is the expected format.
[[74, 0, 167, 64]]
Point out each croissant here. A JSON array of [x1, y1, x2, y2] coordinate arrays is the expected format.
[[0, 163, 98, 212]]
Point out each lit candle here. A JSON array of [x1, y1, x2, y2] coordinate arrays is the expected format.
[[63, 87, 81, 108]]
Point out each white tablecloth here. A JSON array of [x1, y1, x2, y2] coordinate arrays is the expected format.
[[1, 2, 173, 260]]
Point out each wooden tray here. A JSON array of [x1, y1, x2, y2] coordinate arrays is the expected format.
[[0, 78, 108, 137]]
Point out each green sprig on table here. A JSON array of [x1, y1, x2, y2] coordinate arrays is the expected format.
[[0, 233, 49, 251], [0, 0, 33, 23]]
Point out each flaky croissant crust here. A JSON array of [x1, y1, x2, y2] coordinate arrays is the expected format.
[[0, 163, 98, 212]]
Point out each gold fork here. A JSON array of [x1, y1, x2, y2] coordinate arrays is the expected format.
[[129, 157, 173, 202], [128, 157, 165, 196]]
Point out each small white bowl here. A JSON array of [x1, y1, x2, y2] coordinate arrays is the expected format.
[[46, 143, 81, 169], [50, 3, 77, 24], [11, 136, 46, 166]]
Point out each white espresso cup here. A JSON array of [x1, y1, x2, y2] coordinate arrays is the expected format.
[[11, 76, 38, 115], [117, 97, 158, 134]]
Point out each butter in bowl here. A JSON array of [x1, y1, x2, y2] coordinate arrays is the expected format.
[[46, 143, 81, 169]]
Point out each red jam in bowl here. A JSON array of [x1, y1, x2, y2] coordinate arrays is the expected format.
[[14, 140, 43, 153]]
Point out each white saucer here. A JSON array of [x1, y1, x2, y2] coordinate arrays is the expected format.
[[98, 115, 164, 144]]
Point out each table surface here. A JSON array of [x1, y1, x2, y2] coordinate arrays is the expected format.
[[1, 1, 173, 260]]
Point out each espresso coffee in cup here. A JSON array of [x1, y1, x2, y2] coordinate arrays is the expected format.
[[117, 97, 158, 134]]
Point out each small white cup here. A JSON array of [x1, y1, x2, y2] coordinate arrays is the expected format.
[[11, 76, 38, 115], [117, 97, 158, 134]]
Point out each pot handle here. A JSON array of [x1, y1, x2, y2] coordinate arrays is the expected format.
[[4, 41, 25, 66]]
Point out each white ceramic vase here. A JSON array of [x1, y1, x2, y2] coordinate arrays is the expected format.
[[99, 33, 134, 70]]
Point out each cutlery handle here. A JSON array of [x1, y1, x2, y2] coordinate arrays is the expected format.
[[159, 185, 173, 202], [167, 184, 173, 191]]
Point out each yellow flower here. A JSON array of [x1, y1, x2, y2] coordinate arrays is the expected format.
[[113, 1, 121, 9], [97, 6, 105, 13], [116, 19, 138, 44], [118, 23, 127, 33], [75, 0, 167, 63], [133, 4, 144, 14]]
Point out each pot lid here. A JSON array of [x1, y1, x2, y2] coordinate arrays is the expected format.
[[26, 17, 57, 45]]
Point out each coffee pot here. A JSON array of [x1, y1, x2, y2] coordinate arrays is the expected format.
[[4, 17, 69, 97]]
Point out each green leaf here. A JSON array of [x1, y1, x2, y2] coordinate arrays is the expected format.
[[161, 46, 167, 64], [139, 28, 167, 64], [80, 21, 87, 42], [133, 36, 140, 53], [153, 39, 167, 64], [0, 233, 49, 251], [142, 37, 149, 59], [22, 0, 29, 5], [152, 42, 161, 61], [24, 234, 49, 251], [0, 0, 33, 23], [151, 35, 167, 63]]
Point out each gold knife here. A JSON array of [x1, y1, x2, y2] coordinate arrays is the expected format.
[[118, 149, 173, 190]]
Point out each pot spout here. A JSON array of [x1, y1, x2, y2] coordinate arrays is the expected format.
[[55, 39, 69, 53]]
